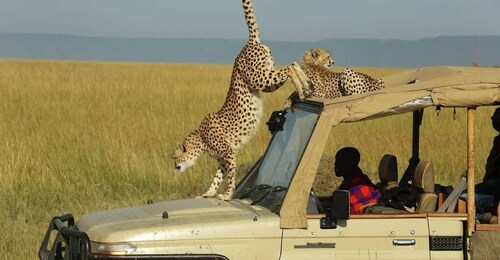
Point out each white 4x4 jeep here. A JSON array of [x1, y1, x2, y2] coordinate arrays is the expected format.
[[40, 66, 500, 260]]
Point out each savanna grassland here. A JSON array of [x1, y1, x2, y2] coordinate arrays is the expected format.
[[0, 59, 495, 258]]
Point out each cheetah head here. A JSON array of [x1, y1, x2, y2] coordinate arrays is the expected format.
[[302, 48, 334, 68], [172, 131, 204, 172], [375, 78, 385, 90]]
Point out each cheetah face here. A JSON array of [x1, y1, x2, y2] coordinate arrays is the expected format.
[[302, 48, 334, 68], [172, 132, 204, 172], [375, 78, 385, 90]]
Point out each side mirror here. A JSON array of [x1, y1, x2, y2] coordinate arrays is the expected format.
[[320, 190, 350, 229]]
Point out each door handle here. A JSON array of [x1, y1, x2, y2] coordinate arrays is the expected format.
[[393, 239, 416, 246]]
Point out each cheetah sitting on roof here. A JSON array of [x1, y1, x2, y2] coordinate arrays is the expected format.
[[173, 0, 294, 201], [340, 68, 385, 96], [285, 48, 384, 108]]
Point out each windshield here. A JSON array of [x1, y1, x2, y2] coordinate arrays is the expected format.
[[234, 102, 321, 211]]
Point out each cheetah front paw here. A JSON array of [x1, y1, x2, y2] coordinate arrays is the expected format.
[[290, 62, 312, 100], [217, 193, 232, 201]]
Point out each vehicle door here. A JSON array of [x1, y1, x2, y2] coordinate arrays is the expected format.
[[280, 215, 430, 260]]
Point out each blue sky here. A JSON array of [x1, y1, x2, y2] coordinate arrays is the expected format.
[[1, 0, 499, 42]]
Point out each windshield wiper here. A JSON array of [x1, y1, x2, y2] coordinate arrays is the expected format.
[[250, 186, 285, 205], [252, 186, 288, 214], [239, 184, 273, 203]]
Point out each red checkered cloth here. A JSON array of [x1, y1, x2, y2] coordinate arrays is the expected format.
[[339, 168, 381, 214]]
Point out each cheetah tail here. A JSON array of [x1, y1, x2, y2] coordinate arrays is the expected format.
[[242, 0, 260, 43]]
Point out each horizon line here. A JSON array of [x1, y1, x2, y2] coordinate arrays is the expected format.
[[1, 31, 499, 43]]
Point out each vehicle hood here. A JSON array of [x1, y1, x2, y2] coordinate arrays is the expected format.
[[77, 198, 280, 243]]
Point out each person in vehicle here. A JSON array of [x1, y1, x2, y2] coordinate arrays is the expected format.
[[484, 107, 500, 182], [334, 147, 380, 214], [461, 108, 500, 223], [476, 108, 500, 215]]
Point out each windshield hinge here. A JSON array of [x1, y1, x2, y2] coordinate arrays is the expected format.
[[266, 110, 287, 134]]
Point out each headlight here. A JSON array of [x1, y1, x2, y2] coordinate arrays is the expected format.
[[91, 241, 137, 255]]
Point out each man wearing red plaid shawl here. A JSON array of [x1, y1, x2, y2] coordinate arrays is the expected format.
[[335, 147, 380, 214]]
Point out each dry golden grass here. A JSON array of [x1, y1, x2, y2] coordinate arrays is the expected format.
[[0, 59, 495, 258]]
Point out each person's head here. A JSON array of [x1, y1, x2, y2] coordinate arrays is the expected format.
[[334, 147, 360, 178], [492, 108, 500, 132]]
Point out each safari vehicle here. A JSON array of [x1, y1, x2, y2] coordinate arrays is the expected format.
[[40, 66, 500, 260]]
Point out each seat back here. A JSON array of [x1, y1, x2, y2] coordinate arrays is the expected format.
[[376, 154, 398, 191], [413, 161, 437, 213]]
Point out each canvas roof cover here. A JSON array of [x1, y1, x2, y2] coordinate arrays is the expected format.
[[318, 66, 500, 123], [280, 66, 500, 228]]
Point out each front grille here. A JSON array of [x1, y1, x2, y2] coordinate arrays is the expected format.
[[430, 236, 463, 251]]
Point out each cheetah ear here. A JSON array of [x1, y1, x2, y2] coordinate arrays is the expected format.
[[177, 142, 186, 152], [311, 50, 318, 59]]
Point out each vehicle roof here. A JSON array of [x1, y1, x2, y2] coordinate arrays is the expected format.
[[281, 66, 500, 229], [309, 66, 500, 124]]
